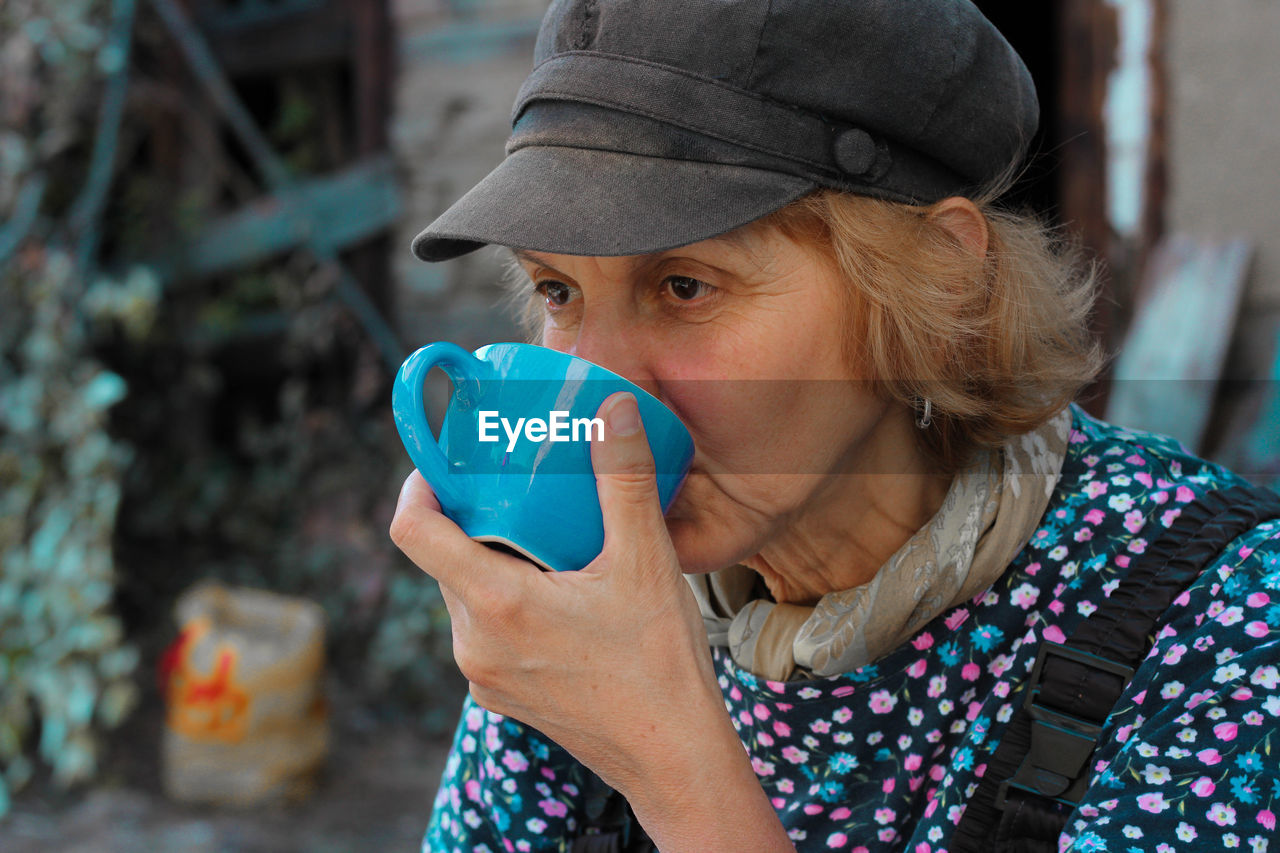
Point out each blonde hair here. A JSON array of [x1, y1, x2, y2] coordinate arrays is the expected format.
[[759, 188, 1106, 473], [503, 188, 1106, 475]]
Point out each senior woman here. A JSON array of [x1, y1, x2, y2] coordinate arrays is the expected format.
[[390, 1, 1280, 851]]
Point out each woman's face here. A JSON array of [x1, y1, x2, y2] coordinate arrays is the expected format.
[[513, 223, 917, 574]]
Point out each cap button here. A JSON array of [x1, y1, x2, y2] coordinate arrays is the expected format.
[[833, 128, 877, 176]]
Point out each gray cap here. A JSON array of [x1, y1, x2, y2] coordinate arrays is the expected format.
[[412, 0, 1038, 263]]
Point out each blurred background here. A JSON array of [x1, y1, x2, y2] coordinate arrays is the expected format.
[[0, 0, 1278, 850]]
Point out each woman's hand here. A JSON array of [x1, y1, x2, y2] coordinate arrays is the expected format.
[[390, 392, 794, 852]]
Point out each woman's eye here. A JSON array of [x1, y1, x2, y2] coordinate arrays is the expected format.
[[664, 276, 713, 302], [535, 280, 577, 307]]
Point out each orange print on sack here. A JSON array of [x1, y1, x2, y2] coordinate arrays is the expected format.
[[163, 617, 251, 743]]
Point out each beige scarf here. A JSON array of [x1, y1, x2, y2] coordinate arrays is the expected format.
[[687, 407, 1072, 681]]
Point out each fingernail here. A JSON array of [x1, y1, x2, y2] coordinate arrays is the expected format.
[[606, 393, 641, 436], [396, 472, 415, 512]]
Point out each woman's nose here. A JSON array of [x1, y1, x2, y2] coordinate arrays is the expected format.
[[568, 321, 659, 399]]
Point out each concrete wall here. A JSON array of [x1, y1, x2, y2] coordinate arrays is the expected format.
[[1167, 0, 1280, 382], [389, 0, 549, 351]]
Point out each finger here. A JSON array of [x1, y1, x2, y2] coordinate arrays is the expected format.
[[437, 584, 475, 653], [396, 468, 441, 515], [437, 582, 465, 624], [390, 469, 528, 600], [590, 392, 670, 555]]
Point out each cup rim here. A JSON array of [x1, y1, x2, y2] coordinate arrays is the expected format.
[[472, 534, 559, 572], [475, 341, 688, 431]]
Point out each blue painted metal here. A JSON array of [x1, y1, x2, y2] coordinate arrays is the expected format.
[[400, 16, 542, 64], [401, 263, 450, 299], [155, 155, 402, 281], [196, 0, 325, 30], [1239, 334, 1280, 488], [188, 310, 291, 348], [1101, 0, 1154, 240], [150, 0, 406, 373], [69, 0, 139, 279], [0, 174, 47, 265], [152, 0, 292, 189], [1106, 234, 1253, 453]]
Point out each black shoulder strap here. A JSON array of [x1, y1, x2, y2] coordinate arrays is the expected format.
[[951, 483, 1280, 853], [570, 773, 656, 853]]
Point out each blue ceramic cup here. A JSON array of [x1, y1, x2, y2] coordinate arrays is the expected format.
[[392, 342, 694, 572]]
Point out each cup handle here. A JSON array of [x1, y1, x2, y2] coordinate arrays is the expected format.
[[392, 342, 486, 511]]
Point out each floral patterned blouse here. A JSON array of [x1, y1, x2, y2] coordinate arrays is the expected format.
[[423, 406, 1280, 852]]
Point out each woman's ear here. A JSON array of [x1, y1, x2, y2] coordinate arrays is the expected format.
[[927, 197, 989, 259]]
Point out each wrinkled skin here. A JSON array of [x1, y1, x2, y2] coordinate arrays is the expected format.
[[390, 200, 986, 851]]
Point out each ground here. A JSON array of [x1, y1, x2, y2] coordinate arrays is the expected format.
[[0, 681, 456, 853]]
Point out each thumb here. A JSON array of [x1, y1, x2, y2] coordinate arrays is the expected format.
[[591, 392, 668, 549]]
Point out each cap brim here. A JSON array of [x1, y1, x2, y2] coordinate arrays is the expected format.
[[411, 146, 817, 262]]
